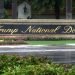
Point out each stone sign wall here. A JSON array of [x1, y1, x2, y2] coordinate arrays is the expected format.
[[0, 19, 75, 39], [0, 24, 75, 34]]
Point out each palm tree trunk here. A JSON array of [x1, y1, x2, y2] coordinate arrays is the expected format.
[[12, 0, 17, 19], [0, 0, 4, 19], [54, 0, 60, 19], [66, 0, 72, 19]]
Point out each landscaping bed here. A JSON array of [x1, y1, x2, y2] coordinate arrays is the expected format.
[[0, 55, 75, 75]]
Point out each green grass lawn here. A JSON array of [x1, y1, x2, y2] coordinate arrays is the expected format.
[[27, 40, 75, 45], [1, 39, 75, 45]]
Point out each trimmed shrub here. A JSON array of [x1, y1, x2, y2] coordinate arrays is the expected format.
[[0, 55, 74, 75]]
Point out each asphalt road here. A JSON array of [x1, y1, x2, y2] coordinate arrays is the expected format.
[[0, 45, 75, 63]]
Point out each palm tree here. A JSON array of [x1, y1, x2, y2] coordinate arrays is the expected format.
[[0, 0, 4, 18], [66, 0, 72, 19], [12, 0, 17, 19], [54, 0, 62, 19]]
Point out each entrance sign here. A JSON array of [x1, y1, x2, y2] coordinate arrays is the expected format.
[[0, 19, 75, 39], [0, 24, 75, 34]]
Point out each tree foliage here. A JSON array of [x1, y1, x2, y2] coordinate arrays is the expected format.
[[4, 0, 63, 12]]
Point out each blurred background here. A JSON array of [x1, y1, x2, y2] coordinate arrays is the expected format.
[[0, 0, 74, 19]]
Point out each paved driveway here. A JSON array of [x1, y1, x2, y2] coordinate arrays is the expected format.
[[0, 45, 75, 63]]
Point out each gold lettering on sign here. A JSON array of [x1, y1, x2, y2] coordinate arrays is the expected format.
[[0, 29, 18, 34], [63, 26, 75, 33], [0, 25, 18, 34], [22, 26, 61, 33]]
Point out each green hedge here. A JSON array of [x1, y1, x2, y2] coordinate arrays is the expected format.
[[0, 55, 74, 75]]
